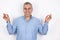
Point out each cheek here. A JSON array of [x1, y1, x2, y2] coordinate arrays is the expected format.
[[29, 9, 32, 12], [23, 10, 26, 13]]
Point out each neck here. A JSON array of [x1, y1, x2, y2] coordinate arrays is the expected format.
[[25, 15, 31, 21]]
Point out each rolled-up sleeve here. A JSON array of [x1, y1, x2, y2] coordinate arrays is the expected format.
[[37, 20, 48, 35], [6, 20, 17, 34]]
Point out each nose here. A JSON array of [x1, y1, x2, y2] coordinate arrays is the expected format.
[[26, 9, 29, 14], [26, 9, 29, 12]]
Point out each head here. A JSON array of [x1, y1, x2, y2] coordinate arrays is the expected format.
[[23, 2, 33, 17]]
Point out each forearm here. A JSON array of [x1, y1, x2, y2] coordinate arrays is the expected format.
[[7, 22, 14, 34], [42, 22, 48, 35]]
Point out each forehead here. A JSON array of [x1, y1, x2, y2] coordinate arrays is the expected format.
[[24, 4, 32, 8]]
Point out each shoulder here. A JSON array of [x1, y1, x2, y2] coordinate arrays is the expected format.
[[31, 16, 41, 25], [32, 16, 41, 22], [13, 16, 24, 22]]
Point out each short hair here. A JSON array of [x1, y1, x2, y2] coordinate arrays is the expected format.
[[24, 2, 32, 7]]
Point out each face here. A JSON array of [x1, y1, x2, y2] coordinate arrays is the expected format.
[[23, 4, 33, 17]]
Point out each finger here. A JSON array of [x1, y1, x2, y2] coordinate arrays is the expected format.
[[47, 14, 52, 19], [46, 15, 50, 18], [49, 15, 52, 19], [50, 14, 51, 16], [3, 13, 6, 15], [5, 14, 7, 17], [4, 14, 8, 17], [3, 13, 6, 17], [3, 14, 6, 18], [50, 14, 52, 19], [3, 13, 7, 17], [3, 14, 8, 19]]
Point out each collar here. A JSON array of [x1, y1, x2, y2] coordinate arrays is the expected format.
[[23, 15, 32, 22]]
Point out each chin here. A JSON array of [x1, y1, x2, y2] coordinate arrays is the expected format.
[[26, 15, 31, 17]]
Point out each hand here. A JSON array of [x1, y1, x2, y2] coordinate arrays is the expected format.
[[45, 14, 52, 23], [3, 13, 10, 22]]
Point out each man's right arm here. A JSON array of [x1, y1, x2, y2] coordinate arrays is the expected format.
[[7, 21, 17, 34], [3, 13, 17, 34]]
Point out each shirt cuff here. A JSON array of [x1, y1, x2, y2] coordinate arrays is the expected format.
[[6, 21, 11, 25], [44, 22, 48, 25]]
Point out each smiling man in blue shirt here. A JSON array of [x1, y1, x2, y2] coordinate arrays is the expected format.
[[3, 2, 52, 40]]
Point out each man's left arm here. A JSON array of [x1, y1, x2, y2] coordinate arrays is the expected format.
[[38, 14, 52, 35]]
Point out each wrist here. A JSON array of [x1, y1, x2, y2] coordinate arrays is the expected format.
[[6, 20, 10, 23], [45, 20, 48, 23]]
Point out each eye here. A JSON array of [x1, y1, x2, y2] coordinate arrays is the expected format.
[[28, 8, 31, 10], [24, 8, 27, 10]]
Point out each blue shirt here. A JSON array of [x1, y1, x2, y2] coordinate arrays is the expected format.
[[7, 16, 48, 40]]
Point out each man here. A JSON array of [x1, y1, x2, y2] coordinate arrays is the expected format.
[[3, 2, 52, 40]]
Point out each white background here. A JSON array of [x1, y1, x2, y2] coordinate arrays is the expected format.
[[0, 0, 60, 40]]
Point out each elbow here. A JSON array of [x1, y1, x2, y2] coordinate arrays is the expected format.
[[8, 32, 14, 35], [8, 31, 16, 35], [7, 30, 16, 35], [39, 31, 48, 35], [7, 30, 14, 35], [40, 32, 47, 35], [41, 29, 48, 35]]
